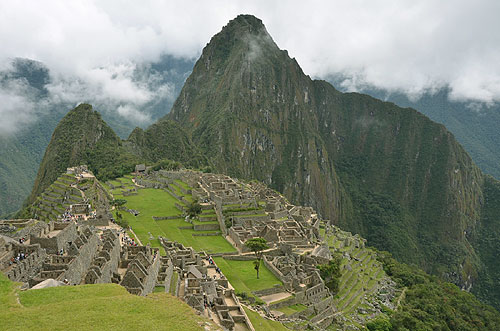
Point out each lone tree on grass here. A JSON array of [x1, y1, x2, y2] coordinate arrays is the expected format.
[[245, 237, 268, 279]]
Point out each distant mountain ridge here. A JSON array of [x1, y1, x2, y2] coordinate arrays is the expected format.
[[25, 14, 500, 310], [0, 56, 193, 217], [326, 79, 500, 180]]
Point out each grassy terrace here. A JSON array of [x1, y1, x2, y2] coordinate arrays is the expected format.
[[111, 179, 234, 255], [329, 233, 386, 320], [0, 274, 211, 331], [243, 307, 288, 331], [175, 179, 190, 191], [213, 258, 282, 293], [168, 181, 194, 203], [277, 304, 308, 316]]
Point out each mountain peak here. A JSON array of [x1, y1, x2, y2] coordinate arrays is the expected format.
[[198, 14, 279, 67], [226, 14, 266, 32], [26, 104, 137, 205]]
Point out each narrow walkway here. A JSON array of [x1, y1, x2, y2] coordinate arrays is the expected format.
[[128, 228, 143, 246], [395, 287, 407, 310]]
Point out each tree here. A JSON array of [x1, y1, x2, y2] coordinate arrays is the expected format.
[[317, 254, 342, 294], [366, 316, 392, 331], [245, 237, 268, 279], [111, 199, 127, 210], [186, 200, 202, 218]]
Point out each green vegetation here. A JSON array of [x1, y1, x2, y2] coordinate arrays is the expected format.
[[243, 307, 288, 331], [378, 251, 500, 330], [366, 316, 391, 331], [155, 13, 500, 312], [473, 175, 500, 309], [0, 273, 210, 330], [213, 257, 281, 293], [151, 159, 181, 172], [277, 304, 307, 316], [244, 237, 269, 279], [112, 184, 234, 254], [317, 254, 342, 294], [186, 200, 202, 218], [26, 104, 139, 207], [12, 14, 500, 319], [127, 120, 207, 169]]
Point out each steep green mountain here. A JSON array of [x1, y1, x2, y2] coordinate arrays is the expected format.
[[326, 82, 500, 180], [0, 56, 194, 217], [126, 119, 207, 169], [155, 15, 500, 308], [26, 103, 139, 205], [0, 59, 59, 217]]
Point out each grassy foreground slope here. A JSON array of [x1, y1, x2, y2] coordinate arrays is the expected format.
[[0, 274, 214, 331]]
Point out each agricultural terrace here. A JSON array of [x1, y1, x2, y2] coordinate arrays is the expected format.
[[106, 176, 235, 255], [243, 307, 288, 331]]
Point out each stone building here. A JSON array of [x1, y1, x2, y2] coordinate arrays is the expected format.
[[120, 245, 160, 296], [84, 229, 120, 284]]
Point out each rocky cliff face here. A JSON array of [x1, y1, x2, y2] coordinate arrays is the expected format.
[[167, 15, 346, 224], [164, 15, 495, 300]]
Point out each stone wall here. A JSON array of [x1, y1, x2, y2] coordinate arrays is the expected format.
[[305, 283, 328, 304], [262, 256, 289, 286], [162, 260, 174, 291], [80, 217, 109, 227], [30, 222, 78, 254], [85, 231, 120, 284], [63, 230, 99, 285], [269, 296, 297, 310], [3, 243, 47, 282], [214, 201, 228, 236], [142, 253, 161, 296], [232, 214, 271, 223], [252, 285, 286, 297], [193, 223, 220, 231]]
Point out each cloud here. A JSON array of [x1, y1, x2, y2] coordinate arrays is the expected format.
[[0, 83, 36, 135], [0, 64, 50, 135], [0, 0, 499, 134]]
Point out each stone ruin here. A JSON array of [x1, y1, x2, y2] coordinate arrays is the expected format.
[[119, 244, 160, 296], [29, 224, 101, 286], [0, 219, 123, 288], [0, 234, 47, 283], [84, 230, 121, 284], [66, 165, 95, 181], [159, 238, 254, 331], [0, 168, 398, 330]]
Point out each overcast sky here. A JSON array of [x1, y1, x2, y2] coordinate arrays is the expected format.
[[1, 0, 499, 133]]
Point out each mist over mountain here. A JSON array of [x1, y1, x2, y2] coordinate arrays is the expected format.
[[0, 56, 193, 216], [327, 76, 500, 180]]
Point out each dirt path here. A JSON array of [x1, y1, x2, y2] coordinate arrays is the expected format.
[[395, 287, 407, 310], [128, 228, 143, 246]]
